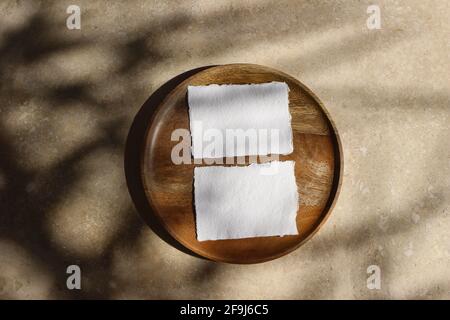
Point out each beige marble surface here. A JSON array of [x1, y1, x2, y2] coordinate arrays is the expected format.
[[0, 0, 449, 299]]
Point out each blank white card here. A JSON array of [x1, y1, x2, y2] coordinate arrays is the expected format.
[[194, 161, 299, 241], [188, 82, 293, 159]]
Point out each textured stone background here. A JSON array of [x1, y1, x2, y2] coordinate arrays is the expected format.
[[0, 0, 449, 299]]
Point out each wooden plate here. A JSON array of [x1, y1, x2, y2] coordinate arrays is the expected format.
[[141, 64, 343, 264]]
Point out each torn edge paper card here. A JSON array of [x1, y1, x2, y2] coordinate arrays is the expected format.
[[188, 82, 293, 159], [194, 161, 299, 241]]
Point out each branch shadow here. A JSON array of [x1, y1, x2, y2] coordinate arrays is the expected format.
[[0, 0, 447, 299]]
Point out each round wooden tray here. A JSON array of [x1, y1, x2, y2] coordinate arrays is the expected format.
[[141, 64, 343, 264]]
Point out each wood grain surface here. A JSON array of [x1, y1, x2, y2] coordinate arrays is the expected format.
[[141, 64, 343, 264]]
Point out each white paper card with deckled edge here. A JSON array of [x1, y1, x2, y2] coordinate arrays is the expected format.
[[188, 82, 293, 159], [194, 161, 299, 241]]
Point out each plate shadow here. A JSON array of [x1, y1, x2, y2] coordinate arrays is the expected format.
[[124, 65, 216, 259]]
